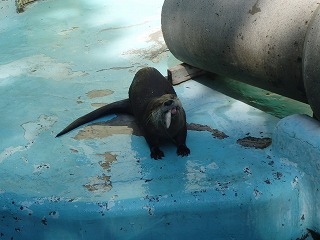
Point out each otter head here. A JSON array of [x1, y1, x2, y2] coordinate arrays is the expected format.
[[148, 94, 183, 129]]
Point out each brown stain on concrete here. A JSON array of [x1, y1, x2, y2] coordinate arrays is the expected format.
[[74, 125, 133, 139], [123, 30, 168, 63], [97, 152, 117, 171], [187, 123, 229, 139], [237, 136, 272, 149], [83, 175, 112, 192], [73, 115, 141, 140], [86, 89, 114, 99], [91, 103, 108, 108], [83, 153, 117, 192], [148, 30, 163, 45]]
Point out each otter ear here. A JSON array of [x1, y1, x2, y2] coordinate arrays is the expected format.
[[165, 111, 171, 128]]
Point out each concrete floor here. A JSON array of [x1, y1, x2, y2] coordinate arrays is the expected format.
[[0, 0, 319, 239]]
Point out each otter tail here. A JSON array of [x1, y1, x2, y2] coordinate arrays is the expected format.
[[56, 99, 132, 137]]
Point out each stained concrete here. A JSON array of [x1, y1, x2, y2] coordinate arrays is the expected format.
[[0, 0, 318, 239]]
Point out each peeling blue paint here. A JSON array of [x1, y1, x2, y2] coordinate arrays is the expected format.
[[0, 0, 318, 239]]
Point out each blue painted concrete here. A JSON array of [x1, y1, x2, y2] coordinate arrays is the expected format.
[[0, 0, 318, 239]]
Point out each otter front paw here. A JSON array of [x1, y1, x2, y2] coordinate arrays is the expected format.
[[150, 147, 164, 160], [177, 145, 190, 157]]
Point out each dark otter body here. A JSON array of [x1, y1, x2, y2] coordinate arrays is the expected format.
[[56, 67, 190, 159]]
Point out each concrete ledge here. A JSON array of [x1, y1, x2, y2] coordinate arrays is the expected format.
[[272, 114, 320, 169], [272, 114, 320, 233]]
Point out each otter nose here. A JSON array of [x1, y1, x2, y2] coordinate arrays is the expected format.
[[164, 99, 174, 106]]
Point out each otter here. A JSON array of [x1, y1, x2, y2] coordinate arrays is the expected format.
[[56, 67, 190, 160]]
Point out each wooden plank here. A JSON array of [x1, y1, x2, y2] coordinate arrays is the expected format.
[[167, 63, 207, 85]]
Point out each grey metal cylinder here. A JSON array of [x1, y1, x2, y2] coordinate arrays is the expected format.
[[303, 6, 320, 119], [162, 0, 320, 112]]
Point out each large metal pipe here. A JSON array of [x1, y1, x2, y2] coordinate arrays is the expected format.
[[303, 6, 320, 119], [162, 0, 320, 117]]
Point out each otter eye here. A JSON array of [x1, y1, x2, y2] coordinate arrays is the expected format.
[[164, 99, 174, 106]]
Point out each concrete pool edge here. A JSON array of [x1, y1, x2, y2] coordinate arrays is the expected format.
[[272, 114, 320, 235]]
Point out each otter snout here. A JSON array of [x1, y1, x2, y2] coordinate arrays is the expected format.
[[149, 95, 183, 129], [162, 99, 182, 129]]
